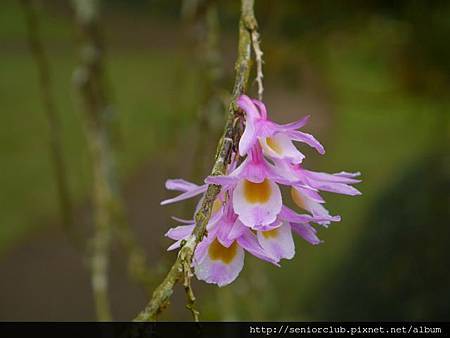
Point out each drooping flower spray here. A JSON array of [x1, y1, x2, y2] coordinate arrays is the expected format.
[[133, 0, 362, 322], [162, 95, 361, 286]]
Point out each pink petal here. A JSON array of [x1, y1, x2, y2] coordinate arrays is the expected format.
[[287, 130, 325, 155], [216, 219, 236, 248], [291, 187, 340, 226], [165, 179, 200, 192], [237, 229, 279, 265], [228, 219, 247, 241], [263, 160, 299, 186], [171, 216, 194, 224], [243, 160, 269, 183], [269, 159, 301, 183], [334, 171, 361, 178], [193, 238, 210, 263], [239, 119, 257, 156], [167, 240, 183, 251], [279, 205, 313, 224], [166, 224, 195, 251], [251, 99, 268, 119], [277, 115, 310, 131], [290, 222, 322, 245], [293, 185, 325, 203], [303, 170, 361, 184], [260, 133, 305, 164], [311, 181, 361, 196], [165, 224, 195, 240], [237, 95, 261, 120], [205, 175, 238, 187], [160, 184, 207, 205], [252, 219, 283, 231]]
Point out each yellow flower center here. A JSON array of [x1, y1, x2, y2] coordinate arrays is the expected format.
[[291, 187, 306, 209], [208, 239, 238, 264], [211, 198, 222, 214], [243, 179, 271, 203], [261, 228, 279, 239], [266, 137, 283, 154]]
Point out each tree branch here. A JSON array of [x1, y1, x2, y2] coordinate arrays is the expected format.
[[20, 0, 74, 235], [181, 0, 225, 320], [134, 0, 259, 322], [71, 0, 113, 320], [72, 0, 155, 320]]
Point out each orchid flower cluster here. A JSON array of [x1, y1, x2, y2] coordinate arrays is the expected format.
[[161, 95, 361, 287]]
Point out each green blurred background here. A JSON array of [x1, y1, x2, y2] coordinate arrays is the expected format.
[[0, 0, 448, 320]]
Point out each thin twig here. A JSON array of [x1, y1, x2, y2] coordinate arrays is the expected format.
[[20, 0, 74, 235], [183, 259, 200, 322], [133, 0, 259, 322]]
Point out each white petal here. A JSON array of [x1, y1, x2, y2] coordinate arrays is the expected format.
[[257, 222, 295, 261], [194, 239, 245, 287], [260, 133, 305, 164], [233, 178, 282, 228], [291, 187, 336, 225]]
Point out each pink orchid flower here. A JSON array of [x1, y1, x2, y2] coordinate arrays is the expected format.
[[166, 201, 279, 287], [206, 144, 292, 230], [237, 95, 325, 163], [251, 206, 324, 261], [274, 159, 361, 225], [159, 95, 362, 287]]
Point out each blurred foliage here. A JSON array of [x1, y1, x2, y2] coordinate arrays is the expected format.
[[0, 0, 200, 253], [314, 153, 449, 320], [257, 0, 450, 97]]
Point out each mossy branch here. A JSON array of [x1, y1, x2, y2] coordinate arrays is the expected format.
[[134, 0, 261, 322]]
